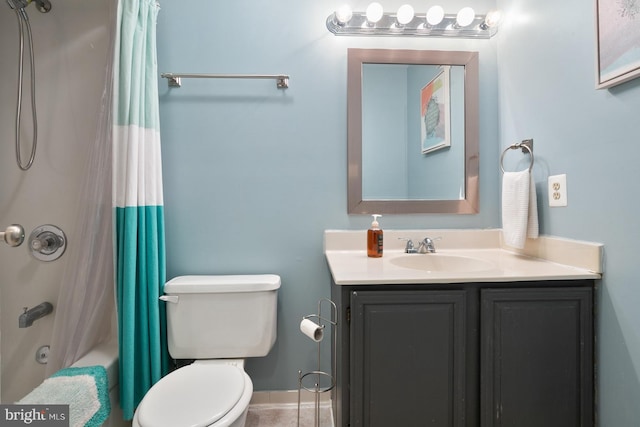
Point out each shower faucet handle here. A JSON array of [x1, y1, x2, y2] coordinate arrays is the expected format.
[[30, 231, 61, 251], [28, 225, 67, 262]]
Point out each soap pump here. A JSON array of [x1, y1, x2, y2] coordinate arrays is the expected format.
[[367, 214, 383, 258]]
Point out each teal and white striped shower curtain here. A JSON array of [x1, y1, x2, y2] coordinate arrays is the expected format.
[[113, 0, 169, 419]]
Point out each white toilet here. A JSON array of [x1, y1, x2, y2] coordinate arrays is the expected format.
[[132, 274, 280, 427]]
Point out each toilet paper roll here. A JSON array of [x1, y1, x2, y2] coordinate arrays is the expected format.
[[300, 318, 324, 342]]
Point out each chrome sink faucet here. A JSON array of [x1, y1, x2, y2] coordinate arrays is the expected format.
[[418, 237, 437, 253], [400, 237, 439, 254], [400, 238, 417, 253]]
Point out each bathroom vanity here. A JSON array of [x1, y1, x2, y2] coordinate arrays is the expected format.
[[324, 230, 603, 427]]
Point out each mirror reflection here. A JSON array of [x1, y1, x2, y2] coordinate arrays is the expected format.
[[347, 48, 479, 214], [362, 64, 465, 200]]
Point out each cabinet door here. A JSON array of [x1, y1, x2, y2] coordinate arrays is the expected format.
[[481, 287, 593, 427], [350, 290, 471, 427]]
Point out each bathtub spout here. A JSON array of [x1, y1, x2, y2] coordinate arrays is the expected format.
[[19, 302, 53, 328]]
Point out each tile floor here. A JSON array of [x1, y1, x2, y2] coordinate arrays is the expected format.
[[245, 402, 334, 427]]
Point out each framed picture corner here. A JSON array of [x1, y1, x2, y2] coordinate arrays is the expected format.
[[595, 0, 640, 89]]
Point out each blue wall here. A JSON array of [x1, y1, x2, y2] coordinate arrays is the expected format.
[[158, 0, 499, 390], [157, 0, 497, 393], [358, 63, 467, 200], [362, 64, 409, 198], [497, 0, 640, 425], [157, 0, 640, 423]]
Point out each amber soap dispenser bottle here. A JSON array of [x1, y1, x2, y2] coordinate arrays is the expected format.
[[367, 214, 383, 258]]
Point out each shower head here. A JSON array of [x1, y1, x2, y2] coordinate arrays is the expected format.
[[6, 0, 51, 12], [33, 0, 50, 13]]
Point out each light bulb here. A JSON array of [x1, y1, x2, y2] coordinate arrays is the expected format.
[[483, 10, 503, 28], [366, 2, 384, 24], [335, 4, 353, 24], [396, 4, 414, 25], [426, 5, 445, 26], [456, 7, 475, 27]]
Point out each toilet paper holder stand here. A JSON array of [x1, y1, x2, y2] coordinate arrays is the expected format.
[[297, 298, 337, 427]]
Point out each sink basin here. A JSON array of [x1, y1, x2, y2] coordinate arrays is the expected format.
[[389, 253, 495, 273]]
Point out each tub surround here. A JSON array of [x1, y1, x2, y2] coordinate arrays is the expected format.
[[324, 229, 603, 285], [16, 340, 129, 427], [70, 341, 129, 427], [71, 341, 119, 397]]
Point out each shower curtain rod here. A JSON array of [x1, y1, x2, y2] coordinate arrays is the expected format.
[[160, 72, 289, 89]]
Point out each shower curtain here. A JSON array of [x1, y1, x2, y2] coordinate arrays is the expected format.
[[113, 0, 169, 419], [46, 0, 117, 378]]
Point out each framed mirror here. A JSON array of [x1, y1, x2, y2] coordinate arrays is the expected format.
[[347, 48, 479, 214]]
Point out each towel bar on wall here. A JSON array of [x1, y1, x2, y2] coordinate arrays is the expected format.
[[160, 72, 290, 89], [500, 139, 534, 173]]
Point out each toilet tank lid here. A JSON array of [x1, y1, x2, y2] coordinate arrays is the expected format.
[[164, 274, 281, 294]]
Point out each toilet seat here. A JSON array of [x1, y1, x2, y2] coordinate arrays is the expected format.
[[136, 363, 245, 427]]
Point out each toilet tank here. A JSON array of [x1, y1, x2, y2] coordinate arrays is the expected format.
[[162, 275, 280, 359]]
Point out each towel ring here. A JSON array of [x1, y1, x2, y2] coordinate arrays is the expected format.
[[500, 141, 534, 173]]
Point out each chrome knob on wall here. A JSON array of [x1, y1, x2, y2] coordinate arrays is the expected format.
[[28, 224, 66, 261], [1, 224, 25, 247]]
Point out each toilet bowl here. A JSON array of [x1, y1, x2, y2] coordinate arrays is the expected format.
[[132, 274, 280, 427], [132, 360, 253, 427]]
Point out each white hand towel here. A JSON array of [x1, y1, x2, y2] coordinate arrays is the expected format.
[[502, 170, 539, 249]]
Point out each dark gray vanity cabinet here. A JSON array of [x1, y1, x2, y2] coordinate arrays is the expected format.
[[481, 287, 593, 427], [350, 290, 473, 427], [331, 281, 594, 427]]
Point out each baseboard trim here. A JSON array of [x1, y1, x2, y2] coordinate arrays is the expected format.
[[250, 390, 331, 406]]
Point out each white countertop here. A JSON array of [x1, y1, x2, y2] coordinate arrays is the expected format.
[[325, 230, 603, 286]]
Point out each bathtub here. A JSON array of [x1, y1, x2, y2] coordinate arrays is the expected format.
[[70, 340, 130, 427]]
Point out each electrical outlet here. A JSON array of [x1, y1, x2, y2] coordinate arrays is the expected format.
[[548, 174, 568, 207]]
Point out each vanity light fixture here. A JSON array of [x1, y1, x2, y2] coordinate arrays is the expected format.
[[335, 4, 353, 25], [426, 5, 445, 26], [366, 2, 384, 24], [326, 3, 500, 38], [396, 4, 415, 26], [455, 7, 475, 28], [480, 10, 503, 30]]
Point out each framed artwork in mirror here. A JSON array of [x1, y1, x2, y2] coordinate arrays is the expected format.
[[595, 0, 640, 89], [421, 66, 451, 154]]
